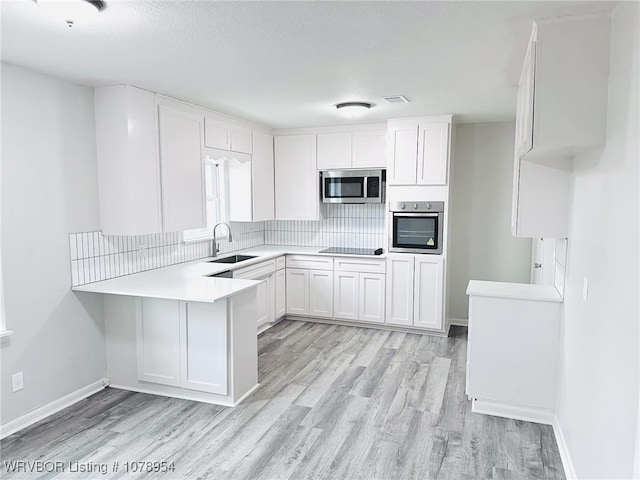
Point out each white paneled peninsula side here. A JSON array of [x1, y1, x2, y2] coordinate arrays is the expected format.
[[74, 263, 262, 407]]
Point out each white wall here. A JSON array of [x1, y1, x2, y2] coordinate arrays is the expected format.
[[1, 63, 106, 425], [448, 122, 532, 321], [555, 3, 639, 478]]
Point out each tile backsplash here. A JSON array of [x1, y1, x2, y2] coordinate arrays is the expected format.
[[70, 205, 386, 286], [69, 222, 264, 287], [264, 204, 386, 249]]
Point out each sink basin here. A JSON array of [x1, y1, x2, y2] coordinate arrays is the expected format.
[[205, 270, 233, 278], [207, 255, 256, 264]]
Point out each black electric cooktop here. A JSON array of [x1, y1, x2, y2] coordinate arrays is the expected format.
[[318, 247, 384, 256]]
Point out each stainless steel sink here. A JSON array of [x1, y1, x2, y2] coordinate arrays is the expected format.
[[207, 255, 256, 264], [205, 270, 233, 278]]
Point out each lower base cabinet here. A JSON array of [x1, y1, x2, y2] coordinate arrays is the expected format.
[[334, 271, 385, 323], [136, 298, 227, 395], [386, 254, 444, 331], [286, 268, 333, 317], [275, 268, 286, 319]]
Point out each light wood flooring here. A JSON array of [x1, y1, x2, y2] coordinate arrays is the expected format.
[[1, 321, 565, 479]]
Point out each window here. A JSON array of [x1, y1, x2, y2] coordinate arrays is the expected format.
[[183, 157, 228, 242]]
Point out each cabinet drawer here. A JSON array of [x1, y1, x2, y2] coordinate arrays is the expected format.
[[334, 257, 386, 274], [234, 259, 275, 279], [286, 255, 333, 271], [275, 256, 286, 270]]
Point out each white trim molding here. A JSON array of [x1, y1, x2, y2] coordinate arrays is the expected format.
[[0, 380, 106, 439], [553, 416, 578, 480], [448, 317, 468, 327], [471, 398, 554, 425]]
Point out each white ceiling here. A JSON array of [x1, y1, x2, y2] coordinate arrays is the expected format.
[[1, 0, 615, 129]]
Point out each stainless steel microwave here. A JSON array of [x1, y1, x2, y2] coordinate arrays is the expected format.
[[320, 169, 386, 204]]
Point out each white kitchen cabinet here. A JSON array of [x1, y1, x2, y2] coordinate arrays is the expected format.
[[286, 268, 308, 315], [387, 116, 451, 186], [204, 117, 252, 154], [417, 123, 449, 185], [136, 298, 227, 395], [317, 133, 352, 170], [275, 267, 286, 319], [511, 14, 609, 239], [413, 256, 444, 329], [309, 270, 333, 318], [234, 259, 276, 330], [385, 254, 445, 331], [274, 135, 319, 220], [136, 298, 181, 386], [158, 102, 206, 232], [333, 271, 359, 321], [251, 131, 275, 221], [94, 86, 206, 235], [359, 273, 386, 324], [385, 255, 414, 327], [317, 129, 386, 170], [334, 268, 385, 324], [352, 131, 386, 169], [94, 85, 162, 236]]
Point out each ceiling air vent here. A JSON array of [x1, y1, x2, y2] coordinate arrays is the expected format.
[[383, 95, 410, 104]]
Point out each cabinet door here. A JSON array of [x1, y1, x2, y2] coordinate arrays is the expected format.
[[352, 131, 386, 169], [309, 269, 333, 318], [286, 268, 308, 315], [417, 123, 449, 185], [333, 271, 359, 321], [229, 127, 252, 154], [180, 301, 228, 395], [158, 105, 206, 232], [275, 269, 286, 319], [317, 133, 352, 170], [413, 256, 444, 330], [385, 254, 414, 326], [387, 125, 418, 185], [255, 274, 271, 329], [204, 117, 230, 150], [227, 152, 253, 222], [359, 273, 386, 324], [274, 135, 319, 220], [136, 298, 181, 387], [516, 40, 536, 158], [252, 131, 275, 222]]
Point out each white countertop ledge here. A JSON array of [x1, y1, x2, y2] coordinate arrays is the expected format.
[[72, 245, 388, 303], [466, 280, 563, 303]]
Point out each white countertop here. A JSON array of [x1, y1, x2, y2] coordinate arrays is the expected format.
[[72, 245, 386, 303], [466, 280, 563, 303]]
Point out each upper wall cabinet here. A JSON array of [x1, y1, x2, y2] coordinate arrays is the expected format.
[[516, 14, 611, 160], [274, 135, 319, 221], [94, 86, 205, 235], [317, 128, 386, 170], [511, 14, 610, 238], [204, 117, 252, 154], [387, 116, 452, 186]]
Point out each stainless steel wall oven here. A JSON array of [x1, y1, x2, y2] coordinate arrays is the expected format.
[[389, 201, 444, 254]]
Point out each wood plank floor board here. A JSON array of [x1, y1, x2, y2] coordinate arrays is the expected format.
[[0, 322, 565, 480]]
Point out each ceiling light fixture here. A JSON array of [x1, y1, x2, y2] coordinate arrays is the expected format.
[[336, 102, 372, 119], [36, 0, 106, 27]]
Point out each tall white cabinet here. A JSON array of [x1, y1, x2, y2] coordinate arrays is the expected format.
[[274, 135, 319, 220]]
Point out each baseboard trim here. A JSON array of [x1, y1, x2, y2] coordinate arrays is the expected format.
[[448, 317, 468, 327], [553, 416, 577, 479], [0, 379, 106, 439], [285, 315, 449, 337], [471, 398, 554, 425]]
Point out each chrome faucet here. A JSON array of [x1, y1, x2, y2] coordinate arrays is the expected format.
[[212, 222, 233, 258]]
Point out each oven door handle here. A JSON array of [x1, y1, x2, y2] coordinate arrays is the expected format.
[[393, 213, 440, 217]]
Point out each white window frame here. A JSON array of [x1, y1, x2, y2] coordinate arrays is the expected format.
[[183, 157, 229, 243]]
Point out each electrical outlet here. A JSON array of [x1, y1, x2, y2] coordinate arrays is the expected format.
[[582, 277, 589, 301], [12, 372, 23, 392], [137, 244, 148, 259]]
